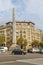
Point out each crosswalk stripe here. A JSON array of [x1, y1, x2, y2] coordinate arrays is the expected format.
[[16, 58, 43, 65], [0, 61, 16, 64]]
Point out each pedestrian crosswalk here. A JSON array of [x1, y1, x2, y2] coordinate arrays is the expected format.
[[0, 58, 43, 65], [16, 58, 43, 65]]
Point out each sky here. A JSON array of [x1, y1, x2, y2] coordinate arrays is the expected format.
[[0, 0, 43, 30]]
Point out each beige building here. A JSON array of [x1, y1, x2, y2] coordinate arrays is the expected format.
[[0, 21, 42, 49], [0, 25, 6, 46], [34, 29, 41, 42], [16, 21, 35, 48], [41, 30, 43, 42]]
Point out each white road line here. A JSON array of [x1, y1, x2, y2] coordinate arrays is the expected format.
[[16, 58, 43, 65], [0, 58, 43, 65], [0, 61, 16, 64]]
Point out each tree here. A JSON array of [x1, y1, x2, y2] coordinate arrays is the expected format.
[[39, 42, 43, 48], [32, 40, 39, 47], [17, 37, 28, 50], [23, 39, 27, 50], [0, 35, 5, 46], [17, 37, 24, 49]]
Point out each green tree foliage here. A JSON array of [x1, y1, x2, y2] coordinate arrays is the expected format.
[[17, 37, 27, 50], [17, 37, 24, 49], [0, 35, 5, 42], [32, 40, 39, 47], [39, 42, 43, 48], [23, 39, 27, 50], [0, 35, 5, 46], [17, 37, 24, 45]]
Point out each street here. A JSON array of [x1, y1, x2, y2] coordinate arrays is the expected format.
[[0, 52, 43, 65]]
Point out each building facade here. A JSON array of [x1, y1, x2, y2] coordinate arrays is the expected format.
[[34, 29, 41, 42], [0, 25, 6, 46], [41, 30, 43, 42], [0, 21, 42, 49]]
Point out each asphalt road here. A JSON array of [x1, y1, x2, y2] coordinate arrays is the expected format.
[[0, 61, 42, 65], [0, 52, 43, 65]]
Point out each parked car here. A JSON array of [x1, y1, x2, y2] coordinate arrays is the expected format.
[[27, 48, 32, 53], [39, 48, 43, 54], [12, 48, 27, 55], [0, 47, 8, 52], [27, 47, 40, 53]]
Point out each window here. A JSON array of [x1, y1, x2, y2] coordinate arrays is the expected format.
[[28, 26, 30, 28], [23, 31, 26, 34], [19, 23, 21, 25], [24, 35, 26, 38], [20, 30, 22, 33]]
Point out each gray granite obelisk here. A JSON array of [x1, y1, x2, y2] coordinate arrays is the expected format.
[[13, 8, 16, 44], [10, 8, 16, 50]]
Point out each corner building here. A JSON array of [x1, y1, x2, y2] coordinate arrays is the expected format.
[[0, 21, 42, 49]]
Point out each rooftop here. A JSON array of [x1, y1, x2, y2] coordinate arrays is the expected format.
[[6, 21, 35, 25]]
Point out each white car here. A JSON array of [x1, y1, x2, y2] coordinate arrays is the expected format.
[[28, 47, 40, 53], [32, 48, 40, 53], [0, 47, 8, 52]]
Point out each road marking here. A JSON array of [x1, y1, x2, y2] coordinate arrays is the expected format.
[[0, 58, 43, 65], [16, 58, 43, 65], [0, 61, 16, 64]]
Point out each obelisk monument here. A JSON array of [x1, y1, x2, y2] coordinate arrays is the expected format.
[[13, 8, 16, 44], [10, 8, 16, 50]]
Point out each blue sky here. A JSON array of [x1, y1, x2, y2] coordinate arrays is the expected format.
[[0, 0, 43, 30]]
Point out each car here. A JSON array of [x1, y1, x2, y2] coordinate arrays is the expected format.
[[27, 47, 40, 53], [12, 48, 27, 55], [39, 48, 43, 54], [27, 48, 32, 53], [0, 47, 8, 52]]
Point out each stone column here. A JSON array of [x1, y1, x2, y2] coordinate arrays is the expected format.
[[9, 8, 17, 50], [13, 8, 16, 44]]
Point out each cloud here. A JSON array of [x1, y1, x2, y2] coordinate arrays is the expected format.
[[0, 0, 43, 29], [23, 0, 43, 17], [13, 0, 43, 18], [0, 0, 13, 25], [0, 0, 13, 12], [12, 0, 43, 29], [0, 9, 12, 25]]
